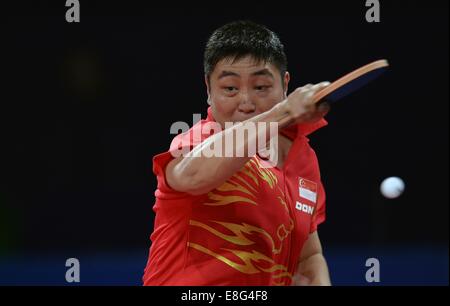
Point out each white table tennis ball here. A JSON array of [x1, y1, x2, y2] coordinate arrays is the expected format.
[[380, 177, 405, 199]]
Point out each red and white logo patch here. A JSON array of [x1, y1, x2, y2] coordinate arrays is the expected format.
[[299, 178, 317, 203]]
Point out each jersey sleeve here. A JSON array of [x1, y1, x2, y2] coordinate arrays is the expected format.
[[152, 150, 182, 197], [309, 179, 326, 233], [306, 142, 327, 233], [152, 119, 220, 197]]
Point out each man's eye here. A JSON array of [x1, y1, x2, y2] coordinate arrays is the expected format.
[[255, 85, 271, 91], [223, 87, 237, 92]]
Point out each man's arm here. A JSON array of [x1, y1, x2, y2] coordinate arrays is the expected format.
[[166, 82, 330, 195], [292, 231, 331, 286]]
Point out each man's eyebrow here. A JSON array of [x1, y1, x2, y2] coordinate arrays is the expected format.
[[217, 69, 275, 80], [251, 69, 274, 79], [217, 71, 240, 79]]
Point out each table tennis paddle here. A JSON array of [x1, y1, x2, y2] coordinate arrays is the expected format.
[[278, 59, 389, 126], [313, 59, 389, 104]]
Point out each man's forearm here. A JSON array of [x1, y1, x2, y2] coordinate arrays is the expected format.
[[172, 103, 290, 194]]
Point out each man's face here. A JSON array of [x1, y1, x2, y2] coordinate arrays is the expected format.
[[206, 56, 289, 127]]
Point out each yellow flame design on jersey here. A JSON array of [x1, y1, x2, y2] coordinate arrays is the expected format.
[[187, 241, 292, 285], [204, 158, 279, 206], [190, 220, 290, 255], [188, 157, 295, 285]]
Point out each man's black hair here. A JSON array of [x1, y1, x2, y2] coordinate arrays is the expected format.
[[204, 21, 287, 81]]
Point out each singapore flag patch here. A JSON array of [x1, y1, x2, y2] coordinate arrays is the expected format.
[[298, 177, 318, 203]]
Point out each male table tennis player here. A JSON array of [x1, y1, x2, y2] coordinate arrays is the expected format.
[[143, 21, 331, 286]]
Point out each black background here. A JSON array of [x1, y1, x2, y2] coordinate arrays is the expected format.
[[1, 0, 448, 258]]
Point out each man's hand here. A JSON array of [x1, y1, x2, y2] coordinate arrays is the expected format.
[[278, 82, 331, 127], [291, 273, 312, 286], [292, 231, 331, 286]]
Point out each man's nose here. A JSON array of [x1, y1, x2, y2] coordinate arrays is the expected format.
[[237, 92, 256, 113]]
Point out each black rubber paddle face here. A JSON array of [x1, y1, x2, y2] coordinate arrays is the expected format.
[[319, 66, 388, 104]]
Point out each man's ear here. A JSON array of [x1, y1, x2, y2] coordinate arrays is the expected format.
[[205, 75, 211, 105], [283, 71, 290, 98]]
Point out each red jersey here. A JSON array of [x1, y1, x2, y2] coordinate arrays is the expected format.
[[143, 107, 327, 286]]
